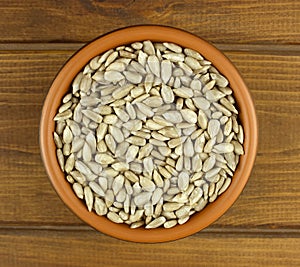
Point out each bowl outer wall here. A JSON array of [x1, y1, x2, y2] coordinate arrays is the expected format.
[[40, 25, 258, 243]]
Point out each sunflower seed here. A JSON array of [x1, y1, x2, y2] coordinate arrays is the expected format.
[[158, 166, 172, 179], [111, 162, 129, 172], [185, 56, 202, 70], [162, 42, 181, 53], [105, 134, 116, 153], [124, 170, 139, 183], [203, 155, 216, 172], [102, 189, 114, 207], [124, 103, 136, 120], [189, 187, 203, 206], [123, 70, 143, 84], [119, 50, 136, 59], [107, 211, 123, 223], [94, 197, 108, 215], [180, 109, 197, 124], [173, 87, 193, 98], [103, 70, 124, 83], [184, 48, 203, 60], [237, 125, 244, 144], [205, 89, 225, 102], [110, 174, 124, 196], [115, 188, 126, 203], [145, 216, 166, 229], [143, 96, 163, 108], [127, 136, 146, 146], [147, 55, 160, 77], [106, 61, 126, 72], [218, 178, 231, 195], [80, 74, 92, 93], [66, 175, 74, 184], [95, 153, 115, 165], [65, 153, 75, 173], [125, 145, 139, 163], [53, 132, 63, 149], [207, 119, 220, 138], [113, 107, 129, 122], [183, 137, 194, 157], [73, 183, 84, 199], [129, 61, 146, 75], [135, 102, 154, 117], [213, 103, 232, 116], [205, 167, 221, 182], [178, 171, 189, 191], [137, 143, 153, 160], [96, 140, 107, 153], [104, 51, 119, 67], [197, 110, 208, 129], [149, 138, 167, 147], [232, 140, 244, 155], [111, 84, 133, 100], [162, 52, 185, 62], [192, 154, 202, 172], [162, 110, 183, 124], [175, 205, 191, 218], [88, 181, 105, 197], [108, 125, 124, 143], [62, 126, 73, 144], [69, 171, 86, 185], [194, 198, 207, 212], [81, 110, 102, 124], [140, 175, 156, 192], [142, 40, 155, 55], [129, 209, 144, 223], [220, 98, 238, 114], [214, 143, 234, 153], [151, 169, 163, 188], [56, 149, 65, 172], [134, 191, 152, 207], [83, 186, 93, 212], [194, 134, 205, 153], [210, 73, 228, 87]]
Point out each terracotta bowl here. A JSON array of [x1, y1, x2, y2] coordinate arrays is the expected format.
[[40, 25, 258, 243]]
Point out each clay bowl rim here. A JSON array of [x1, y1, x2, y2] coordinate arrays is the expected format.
[[40, 25, 258, 243]]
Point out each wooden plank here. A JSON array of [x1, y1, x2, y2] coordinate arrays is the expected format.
[[0, 43, 300, 54], [0, 51, 299, 229], [0, 229, 300, 266], [0, 0, 299, 44]]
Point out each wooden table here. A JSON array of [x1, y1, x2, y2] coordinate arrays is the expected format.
[[1, 1, 299, 266]]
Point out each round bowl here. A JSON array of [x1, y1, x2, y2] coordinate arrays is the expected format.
[[40, 25, 258, 243]]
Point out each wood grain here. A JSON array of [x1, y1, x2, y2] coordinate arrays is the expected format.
[[1, 229, 299, 267], [0, 1, 299, 264], [0, 50, 299, 228], [0, 0, 299, 44]]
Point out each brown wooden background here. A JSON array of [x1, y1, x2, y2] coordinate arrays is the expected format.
[[0, 0, 300, 266]]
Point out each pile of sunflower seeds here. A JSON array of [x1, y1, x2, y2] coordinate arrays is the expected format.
[[53, 40, 244, 229]]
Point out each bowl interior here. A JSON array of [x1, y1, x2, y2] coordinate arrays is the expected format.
[[40, 25, 258, 243]]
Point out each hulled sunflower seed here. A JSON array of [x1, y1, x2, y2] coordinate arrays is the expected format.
[[162, 52, 185, 62], [180, 109, 198, 124], [145, 216, 166, 229], [73, 183, 84, 199], [197, 110, 208, 129], [84, 186, 94, 212], [208, 119, 220, 138], [94, 197, 108, 216], [125, 145, 139, 163]]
